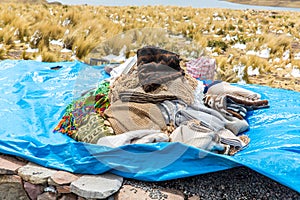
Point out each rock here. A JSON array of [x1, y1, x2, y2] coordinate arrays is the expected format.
[[18, 163, 57, 184], [23, 181, 44, 200], [58, 193, 78, 200], [57, 185, 71, 194], [49, 171, 80, 185], [70, 173, 123, 199], [160, 189, 185, 200], [0, 175, 30, 200], [188, 195, 200, 200], [44, 186, 57, 193], [115, 185, 148, 200], [0, 154, 26, 175], [37, 192, 57, 200], [116, 185, 185, 200], [107, 196, 115, 200]]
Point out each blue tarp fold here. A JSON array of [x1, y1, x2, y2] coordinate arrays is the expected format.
[[0, 60, 299, 192]]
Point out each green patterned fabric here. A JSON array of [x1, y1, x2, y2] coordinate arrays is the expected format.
[[53, 81, 111, 140], [71, 113, 114, 144]]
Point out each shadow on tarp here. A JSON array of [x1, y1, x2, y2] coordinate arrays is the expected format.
[[0, 60, 299, 192]]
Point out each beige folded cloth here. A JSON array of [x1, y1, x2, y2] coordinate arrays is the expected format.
[[97, 129, 169, 148], [170, 124, 226, 153], [217, 129, 246, 148], [207, 82, 261, 100], [119, 86, 177, 103], [109, 72, 195, 105], [204, 82, 269, 119], [104, 100, 167, 134], [183, 119, 246, 148]]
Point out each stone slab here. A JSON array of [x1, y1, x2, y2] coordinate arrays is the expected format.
[[0, 175, 30, 200], [49, 170, 80, 185], [71, 173, 123, 199], [18, 163, 57, 185], [0, 154, 27, 175]]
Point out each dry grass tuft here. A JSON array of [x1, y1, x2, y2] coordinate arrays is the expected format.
[[0, 2, 300, 91]]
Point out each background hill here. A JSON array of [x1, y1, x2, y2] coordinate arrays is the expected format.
[[0, 0, 47, 3], [227, 0, 300, 8]]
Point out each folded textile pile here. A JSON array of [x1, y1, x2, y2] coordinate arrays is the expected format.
[[104, 100, 167, 135], [54, 46, 269, 156], [71, 113, 114, 144], [137, 46, 185, 92], [53, 81, 112, 142], [97, 129, 169, 148], [204, 82, 269, 119], [117, 74, 195, 105], [105, 46, 196, 136], [186, 56, 216, 81]]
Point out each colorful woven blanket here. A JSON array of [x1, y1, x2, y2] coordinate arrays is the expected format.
[[53, 81, 110, 136]]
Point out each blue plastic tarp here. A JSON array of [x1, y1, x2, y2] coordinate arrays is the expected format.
[[0, 60, 299, 192]]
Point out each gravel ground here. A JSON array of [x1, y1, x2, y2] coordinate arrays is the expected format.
[[124, 167, 300, 200]]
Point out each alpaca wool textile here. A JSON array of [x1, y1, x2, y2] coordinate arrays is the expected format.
[[186, 56, 216, 80], [71, 113, 114, 144], [207, 82, 262, 100], [97, 129, 169, 148], [104, 100, 167, 134], [53, 81, 110, 136], [175, 104, 249, 135], [170, 123, 226, 153], [158, 100, 187, 125], [172, 116, 248, 153], [138, 62, 183, 92], [137, 46, 181, 71], [204, 82, 269, 119], [110, 72, 195, 105], [137, 46, 184, 92]]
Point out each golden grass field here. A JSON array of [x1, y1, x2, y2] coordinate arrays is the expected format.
[[0, 1, 300, 91]]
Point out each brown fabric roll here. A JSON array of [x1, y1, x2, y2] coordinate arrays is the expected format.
[[137, 46, 181, 71], [136, 46, 185, 92], [138, 62, 184, 92], [104, 100, 167, 134]]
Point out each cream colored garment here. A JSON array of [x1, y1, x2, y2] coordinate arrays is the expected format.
[[108, 55, 137, 84], [175, 104, 249, 135], [170, 124, 226, 153], [97, 129, 169, 148], [207, 82, 261, 100]]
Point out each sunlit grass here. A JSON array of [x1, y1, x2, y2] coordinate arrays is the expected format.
[[0, 2, 300, 90]]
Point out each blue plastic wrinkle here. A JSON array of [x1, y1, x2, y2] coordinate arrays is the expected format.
[[0, 60, 299, 192]]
